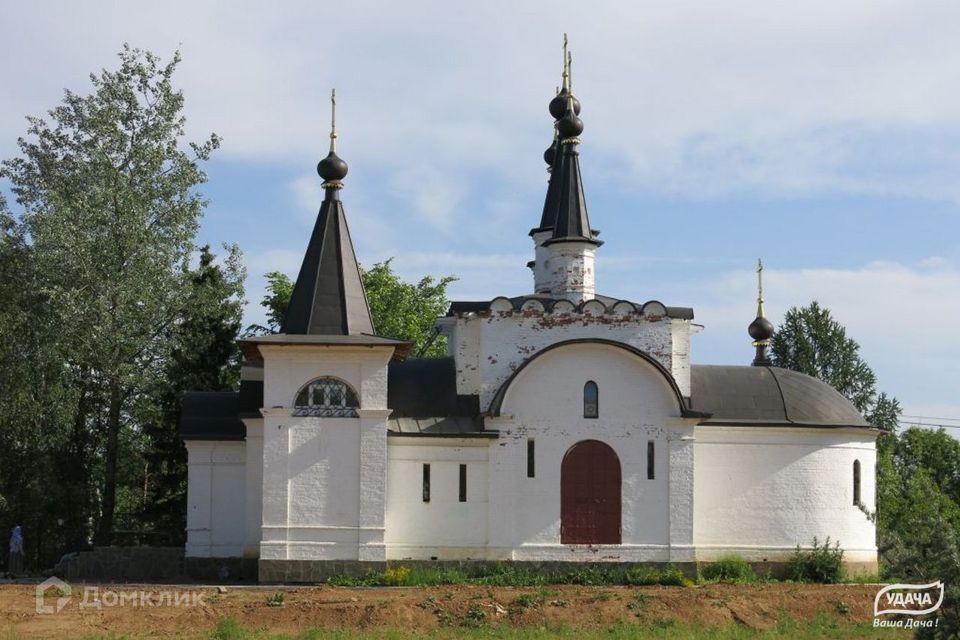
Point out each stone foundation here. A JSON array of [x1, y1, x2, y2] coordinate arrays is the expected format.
[[56, 546, 185, 581]]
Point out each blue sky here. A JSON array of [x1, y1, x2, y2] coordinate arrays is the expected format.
[[3, 1, 959, 429]]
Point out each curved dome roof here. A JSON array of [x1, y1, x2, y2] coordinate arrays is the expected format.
[[690, 365, 871, 428]]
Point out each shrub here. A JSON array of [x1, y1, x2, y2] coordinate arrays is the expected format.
[[382, 566, 411, 586], [700, 556, 756, 583], [265, 592, 284, 607], [565, 565, 618, 585], [658, 565, 688, 586], [624, 566, 661, 586], [211, 617, 246, 640], [788, 537, 844, 584]]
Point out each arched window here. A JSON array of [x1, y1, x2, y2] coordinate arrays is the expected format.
[[583, 381, 599, 419], [293, 377, 359, 417], [853, 459, 861, 506]]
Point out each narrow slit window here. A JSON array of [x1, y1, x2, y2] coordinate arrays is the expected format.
[[527, 439, 535, 478], [584, 381, 599, 419], [853, 459, 861, 506], [459, 464, 467, 502], [647, 441, 655, 480], [422, 464, 431, 503]]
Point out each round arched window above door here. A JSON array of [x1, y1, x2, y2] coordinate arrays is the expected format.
[[293, 377, 359, 417]]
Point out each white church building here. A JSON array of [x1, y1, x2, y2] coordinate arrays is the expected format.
[[181, 54, 878, 583]]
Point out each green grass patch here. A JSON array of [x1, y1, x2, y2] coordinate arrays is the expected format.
[[190, 616, 909, 640], [328, 563, 699, 588]]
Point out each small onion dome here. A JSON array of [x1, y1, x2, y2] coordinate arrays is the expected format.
[[549, 89, 581, 120], [317, 151, 348, 182], [557, 107, 584, 139], [748, 315, 774, 342], [544, 141, 557, 165]]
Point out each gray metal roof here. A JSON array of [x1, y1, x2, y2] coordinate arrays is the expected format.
[[282, 193, 375, 336], [386, 357, 488, 437], [690, 365, 871, 428], [387, 416, 494, 437], [180, 391, 245, 440]]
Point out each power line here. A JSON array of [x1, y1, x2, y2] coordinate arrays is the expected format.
[[900, 414, 960, 423], [896, 420, 960, 431]]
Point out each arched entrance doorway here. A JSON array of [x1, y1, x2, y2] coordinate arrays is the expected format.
[[561, 440, 621, 544]]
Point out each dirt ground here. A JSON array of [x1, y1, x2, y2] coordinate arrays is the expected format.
[[0, 582, 901, 638]]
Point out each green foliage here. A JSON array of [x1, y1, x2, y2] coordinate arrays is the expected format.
[[245, 271, 294, 335], [265, 592, 285, 607], [462, 603, 487, 628], [771, 302, 876, 413], [211, 617, 247, 640], [250, 259, 456, 357], [0, 45, 226, 556], [623, 566, 661, 586], [471, 564, 548, 586], [771, 301, 900, 430], [362, 259, 457, 357], [382, 566, 411, 585], [787, 538, 844, 583], [699, 556, 756, 583], [657, 565, 689, 587], [141, 244, 244, 542]]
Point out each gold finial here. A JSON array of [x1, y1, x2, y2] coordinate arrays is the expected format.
[[329, 88, 338, 153], [756, 258, 765, 318], [562, 33, 570, 92]]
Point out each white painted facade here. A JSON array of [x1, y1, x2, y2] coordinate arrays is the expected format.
[[185, 330, 878, 571], [693, 426, 877, 565], [183, 146, 877, 575]]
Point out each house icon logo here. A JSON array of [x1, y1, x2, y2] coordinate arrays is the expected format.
[[36, 577, 71, 614]]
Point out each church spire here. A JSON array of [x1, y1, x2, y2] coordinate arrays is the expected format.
[[283, 90, 375, 336], [748, 258, 774, 366], [544, 51, 601, 248]]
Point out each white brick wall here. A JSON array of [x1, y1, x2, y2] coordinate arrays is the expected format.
[[693, 426, 878, 564]]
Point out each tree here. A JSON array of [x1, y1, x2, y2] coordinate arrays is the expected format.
[[249, 260, 457, 357], [244, 271, 294, 335], [363, 260, 457, 358], [771, 301, 900, 430], [141, 244, 245, 541], [877, 427, 960, 634], [771, 301, 877, 413], [1, 45, 220, 543]]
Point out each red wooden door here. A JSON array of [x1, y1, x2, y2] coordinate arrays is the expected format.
[[561, 440, 621, 544]]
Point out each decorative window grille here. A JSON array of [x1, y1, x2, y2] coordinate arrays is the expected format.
[[583, 381, 599, 419], [293, 377, 359, 417]]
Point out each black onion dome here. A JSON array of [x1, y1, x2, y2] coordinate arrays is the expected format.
[[549, 89, 581, 120], [317, 151, 348, 182], [557, 108, 583, 139], [544, 141, 557, 165], [748, 315, 774, 342]]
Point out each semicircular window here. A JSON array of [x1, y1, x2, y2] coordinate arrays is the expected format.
[[293, 377, 359, 417]]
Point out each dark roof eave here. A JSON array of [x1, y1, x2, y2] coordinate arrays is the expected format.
[[387, 431, 500, 439], [528, 226, 554, 236], [181, 434, 246, 441], [239, 333, 412, 362], [699, 419, 878, 430], [541, 235, 603, 247]]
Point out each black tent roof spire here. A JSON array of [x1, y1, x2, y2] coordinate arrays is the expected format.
[[282, 89, 375, 336], [748, 258, 774, 366], [544, 47, 601, 247]]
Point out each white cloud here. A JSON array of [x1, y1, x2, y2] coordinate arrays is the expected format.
[[663, 258, 960, 421], [7, 1, 960, 201]]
